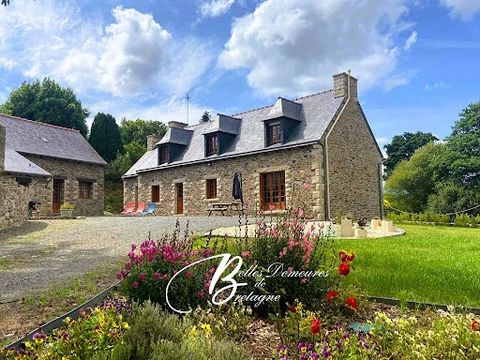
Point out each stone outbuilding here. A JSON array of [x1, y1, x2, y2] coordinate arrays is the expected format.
[[0, 115, 106, 231], [123, 72, 384, 219]]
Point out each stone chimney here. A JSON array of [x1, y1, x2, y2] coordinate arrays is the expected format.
[[168, 121, 188, 129], [0, 124, 5, 173], [146, 134, 161, 152], [333, 72, 358, 99]]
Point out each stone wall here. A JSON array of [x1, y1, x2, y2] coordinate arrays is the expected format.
[[0, 174, 30, 231], [124, 145, 325, 218], [24, 155, 105, 216], [326, 99, 383, 219]]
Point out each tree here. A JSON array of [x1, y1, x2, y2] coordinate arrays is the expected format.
[[0, 78, 89, 136], [384, 142, 444, 213], [427, 183, 480, 215], [443, 102, 480, 187], [88, 113, 123, 163], [383, 131, 438, 178], [200, 111, 212, 123], [1, 0, 9, 5], [119, 118, 167, 149], [105, 142, 146, 182]]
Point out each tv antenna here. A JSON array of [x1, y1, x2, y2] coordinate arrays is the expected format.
[[186, 93, 190, 124]]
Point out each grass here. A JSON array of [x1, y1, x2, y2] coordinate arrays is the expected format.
[[0, 260, 122, 346], [337, 224, 480, 307]]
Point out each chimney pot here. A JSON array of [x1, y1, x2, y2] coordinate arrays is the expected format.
[[333, 72, 358, 99]]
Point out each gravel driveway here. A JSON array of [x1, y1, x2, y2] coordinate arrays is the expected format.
[[0, 216, 240, 302]]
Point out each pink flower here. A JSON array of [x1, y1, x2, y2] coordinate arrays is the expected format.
[[185, 271, 193, 279], [241, 251, 251, 258], [132, 281, 139, 289], [153, 272, 162, 280], [139, 272, 147, 282], [196, 290, 205, 298], [301, 278, 309, 284], [268, 204, 276, 211], [131, 243, 137, 251], [303, 182, 313, 190], [279, 247, 288, 257]]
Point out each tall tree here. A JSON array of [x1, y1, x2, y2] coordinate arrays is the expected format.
[[89, 113, 123, 163], [383, 131, 438, 178], [0, 78, 89, 136], [444, 102, 480, 187], [119, 118, 167, 149], [200, 111, 212, 123]]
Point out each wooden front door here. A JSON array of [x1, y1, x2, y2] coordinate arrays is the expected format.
[[52, 179, 65, 213], [176, 183, 183, 214]]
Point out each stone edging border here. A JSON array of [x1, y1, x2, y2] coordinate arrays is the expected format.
[[368, 296, 480, 315], [3, 281, 120, 351]]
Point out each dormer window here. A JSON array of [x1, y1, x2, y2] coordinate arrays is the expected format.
[[267, 122, 282, 146], [206, 134, 218, 156], [159, 145, 169, 164]]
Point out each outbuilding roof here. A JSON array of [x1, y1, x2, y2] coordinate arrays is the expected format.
[[4, 147, 51, 177], [124, 90, 343, 178], [0, 114, 107, 165]]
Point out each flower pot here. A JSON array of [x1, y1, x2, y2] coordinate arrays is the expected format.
[[355, 228, 368, 238], [60, 209, 74, 218]]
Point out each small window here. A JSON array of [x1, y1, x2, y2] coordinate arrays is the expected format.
[[206, 178, 217, 199], [159, 145, 169, 164], [260, 171, 285, 211], [151, 185, 160, 203], [267, 122, 282, 145], [206, 135, 218, 156], [79, 181, 93, 199]]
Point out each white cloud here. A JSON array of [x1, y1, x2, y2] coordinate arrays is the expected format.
[[439, 0, 480, 21], [424, 81, 449, 90], [0, 1, 212, 97], [200, 0, 235, 17], [219, 0, 413, 96], [383, 73, 413, 91], [404, 31, 417, 50]]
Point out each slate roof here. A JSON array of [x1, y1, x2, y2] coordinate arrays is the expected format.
[[0, 114, 107, 165], [202, 114, 241, 135], [4, 147, 51, 177], [124, 90, 344, 178], [156, 127, 193, 146]]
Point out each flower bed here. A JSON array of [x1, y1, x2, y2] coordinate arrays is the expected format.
[[3, 211, 480, 359]]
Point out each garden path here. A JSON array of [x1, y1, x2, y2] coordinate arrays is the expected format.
[[0, 216, 240, 302]]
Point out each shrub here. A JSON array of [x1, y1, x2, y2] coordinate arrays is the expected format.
[[119, 221, 221, 312], [454, 214, 470, 227], [233, 208, 342, 313], [112, 301, 250, 360]]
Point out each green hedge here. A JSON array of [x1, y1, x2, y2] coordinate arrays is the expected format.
[[387, 211, 480, 227]]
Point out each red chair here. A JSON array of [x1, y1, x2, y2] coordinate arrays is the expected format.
[[121, 202, 136, 216], [133, 202, 146, 216]]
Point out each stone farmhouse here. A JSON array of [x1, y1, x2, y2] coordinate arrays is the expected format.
[[123, 73, 384, 219], [0, 115, 106, 231]]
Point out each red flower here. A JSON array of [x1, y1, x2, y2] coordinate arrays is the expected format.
[[347, 253, 355, 262], [153, 272, 162, 280], [472, 319, 479, 332], [346, 297, 358, 310], [338, 263, 350, 276], [310, 318, 321, 334], [288, 305, 297, 313], [339, 251, 348, 262], [326, 291, 339, 300], [132, 281, 139, 289]]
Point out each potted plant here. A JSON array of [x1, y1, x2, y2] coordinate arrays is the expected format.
[[355, 218, 368, 238], [60, 202, 75, 218]]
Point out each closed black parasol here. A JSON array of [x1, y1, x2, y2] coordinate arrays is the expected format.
[[232, 172, 243, 204]]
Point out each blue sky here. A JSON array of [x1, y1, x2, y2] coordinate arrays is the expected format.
[[0, 0, 479, 149]]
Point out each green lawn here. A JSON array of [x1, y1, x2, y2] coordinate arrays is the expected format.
[[337, 224, 480, 307]]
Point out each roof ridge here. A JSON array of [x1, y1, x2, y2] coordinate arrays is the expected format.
[[0, 113, 80, 132], [231, 89, 334, 117]]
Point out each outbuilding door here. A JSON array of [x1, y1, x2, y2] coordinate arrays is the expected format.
[[175, 183, 183, 214], [52, 179, 65, 213]]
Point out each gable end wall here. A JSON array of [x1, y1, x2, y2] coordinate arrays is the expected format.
[[326, 100, 383, 219]]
